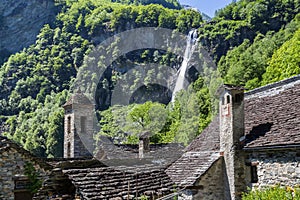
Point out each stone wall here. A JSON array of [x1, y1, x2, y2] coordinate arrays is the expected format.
[[177, 158, 225, 200], [73, 104, 94, 157], [219, 87, 247, 200], [64, 103, 94, 158], [193, 158, 225, 200], [0, 148, 49, 200], [246, 149, 300, 189]]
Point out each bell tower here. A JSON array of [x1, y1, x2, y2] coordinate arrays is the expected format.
[[63, 90, 94, 158], [219, 84, 246, 200]]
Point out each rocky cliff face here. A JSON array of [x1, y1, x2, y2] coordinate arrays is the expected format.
[[0, 0, 57, 64]]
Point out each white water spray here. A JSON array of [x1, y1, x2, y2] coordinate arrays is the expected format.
[[171, 29, 198, 102]]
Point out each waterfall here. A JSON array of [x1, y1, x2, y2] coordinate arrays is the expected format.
[[171, 29, 198, 102]]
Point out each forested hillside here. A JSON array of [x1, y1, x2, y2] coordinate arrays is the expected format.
[[0, 0, 299, 157]]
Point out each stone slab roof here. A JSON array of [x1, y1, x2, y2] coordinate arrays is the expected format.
[[34, 168, 76, 200], [63, 165, 175, 200], [96, 137, 184, 166], [166, 151, 220, 187], [185, 115, 220, 152], [166, 116, 220, 187], [0, 136, 52, 170], [63, 90, 93, 107], [244, 75, 300, 149]]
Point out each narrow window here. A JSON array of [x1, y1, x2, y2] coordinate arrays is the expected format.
[[67, 142, 71, 158], [80, 116, 87, 133], [251, 165, 258, 183], [14, 179, 32, 200], [67, 116, 71, 134], [226, 95, 231, 104], [222, 97, 225, 105], [235, 94, 242, 103]]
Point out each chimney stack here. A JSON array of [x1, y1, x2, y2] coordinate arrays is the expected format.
[[219, 84, 246, 200], [139, 131, 150, 158]]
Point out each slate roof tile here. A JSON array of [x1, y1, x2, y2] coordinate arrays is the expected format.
[[63, 90, 93, 107], [165, 116, 220, 187], [244, 77, 300, 149], [0, 136, 52, 170], [96, 137, 184, 166], [63, 165, 175, 199]]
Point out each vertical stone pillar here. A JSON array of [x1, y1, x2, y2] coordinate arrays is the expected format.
[[63, 90, 94, 158], [139, 131, 150, 159], [219, 85, 246, 200]]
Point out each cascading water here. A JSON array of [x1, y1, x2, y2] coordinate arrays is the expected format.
[[171, 29, 198, 102]]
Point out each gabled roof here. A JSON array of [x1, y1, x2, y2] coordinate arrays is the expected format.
[[63, 90, 93, 108], [165, 116, 220, 187], [0, 136, 52, 170], [96, 136, 184, 166], [63, 165, 175, 199], [244, 75, 300, 149], [166, 74, 300, 186]]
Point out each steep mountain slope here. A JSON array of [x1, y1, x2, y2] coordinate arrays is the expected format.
[[0, 0, 202, 157], [0, 0, 299, 157], [0, 0, 57, 64]]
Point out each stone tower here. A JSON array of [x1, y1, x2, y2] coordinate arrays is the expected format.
[[62, 90, 94, 158], [219, 84, 246, 200]]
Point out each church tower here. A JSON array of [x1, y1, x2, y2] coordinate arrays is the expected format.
[[62, 90, 94, 158], [219, 84, 246, 200]]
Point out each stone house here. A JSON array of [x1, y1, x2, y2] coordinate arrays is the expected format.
[[1, 75, 300, 200], [33, 91, 184, 199], [0, 136, 51, 200], [51, 74, 300, 199], [167, 75, 300, 199]]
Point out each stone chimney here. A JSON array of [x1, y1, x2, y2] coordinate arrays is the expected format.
[[139, 131, 150, 158], [219, 84, 246, 200]]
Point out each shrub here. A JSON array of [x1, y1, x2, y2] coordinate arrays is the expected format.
[[242, 185, 300, 200]]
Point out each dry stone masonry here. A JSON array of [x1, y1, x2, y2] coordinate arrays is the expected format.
[[0, 136, 50, 200]]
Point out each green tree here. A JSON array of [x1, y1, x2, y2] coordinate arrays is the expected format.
[[262, 28, 300, 85], [126, 101, 167, 140]]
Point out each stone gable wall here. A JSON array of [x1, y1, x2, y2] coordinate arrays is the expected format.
[[178, 159, 224, 200], [247, 149, 300, 189], [64, 104, 93, 158], [0, 148, 49, 200], [194, 158, 225, 200]]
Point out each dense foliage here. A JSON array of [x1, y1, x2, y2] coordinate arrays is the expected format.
[[219, 13, 300, 89], [111, 0, 181, 9], [0, 0, 202, 156], [262, 27, 300, 85], [0, 0, 299, 157], [96, 77, 211, 146], [242, 186, 300, 200]]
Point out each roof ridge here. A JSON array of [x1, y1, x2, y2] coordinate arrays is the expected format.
[[245, 74, 300, 98], [0, 136, 52, 170]]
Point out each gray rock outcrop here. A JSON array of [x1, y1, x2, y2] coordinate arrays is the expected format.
[[0, 0, 57, 63]]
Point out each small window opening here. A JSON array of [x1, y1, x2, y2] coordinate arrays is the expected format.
[[226, 95, 231, 104], [67, 142, 71, 158], [15, 180, 30, 190], [80, 116, 87, 133], [235, 93, 242, 103], [14, 176, 33, 200], [251, 165, 258, 183], [67, 116, 71, 134]]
